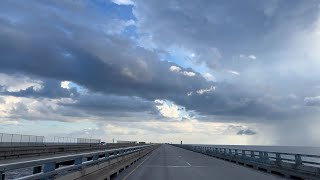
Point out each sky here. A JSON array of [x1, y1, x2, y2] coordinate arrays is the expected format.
[[1, 0, 320, 146]]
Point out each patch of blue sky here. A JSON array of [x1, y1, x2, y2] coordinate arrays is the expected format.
[[68, 82, 88, 93], [163, 49, 210, 75], [122, 25, 138, 39], [91, 0, 135, 21], [55, 25, 73, 38]]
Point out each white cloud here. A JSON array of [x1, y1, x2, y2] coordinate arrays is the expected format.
[[239, 54, 257, 60], [182, 71, 196, 77], [248, 55, 257, 60], [196, 86, 216, 95], [169, 65, 181, 72], [203, 73, 216, 82], [187, 92, 193, 96], [61, 81, 71, 89], [154, 99, 180, 118], [0, 73, 42, 92], [111, 0, 134, 5], [227, 70, 240, 76], [169, 66, 196, 77]]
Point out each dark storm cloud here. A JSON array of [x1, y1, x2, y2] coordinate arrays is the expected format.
[[132, 0, 320, 121], [134, 0, 319, 68], [61, 93, 158, 114], [1, 0, 320, 122], [0, 1, 210, 98]]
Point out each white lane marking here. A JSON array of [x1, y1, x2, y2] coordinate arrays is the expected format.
[[186, 162, 191, 166], [146, 165, 206, 168]]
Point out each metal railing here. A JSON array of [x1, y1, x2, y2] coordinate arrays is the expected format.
[[0, 133, 44, 146], [0, 145, 152, 180], [49, 136, 101, 144], [77, 138, 100, 144], [175, 144, 320, 179], [0, 133, 102, 146]]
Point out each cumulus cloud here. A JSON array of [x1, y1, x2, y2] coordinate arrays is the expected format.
[[169, 65, 196, 77], [155, 99, 181, 118], [0, 73, 42, 92], [183, 71, 196, 77], [61, 81, 71, 89], [169, 65, 181, 72]]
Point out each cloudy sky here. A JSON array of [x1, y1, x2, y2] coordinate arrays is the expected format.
[[1, 0, 320, 145]]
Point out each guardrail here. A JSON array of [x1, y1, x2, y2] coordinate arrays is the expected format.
[[174, 144, 320, 180], [0, 133, 44, 146], [0, 145, 152, 180], [0, 133, 102, 147]]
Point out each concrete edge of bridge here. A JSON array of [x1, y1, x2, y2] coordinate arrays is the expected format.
[[56, 145, 160, 180]]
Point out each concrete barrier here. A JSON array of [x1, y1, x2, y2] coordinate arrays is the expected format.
[[0, 143, 142, 160]]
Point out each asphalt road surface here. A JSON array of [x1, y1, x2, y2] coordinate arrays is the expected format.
[[118, 144, 282, 180]]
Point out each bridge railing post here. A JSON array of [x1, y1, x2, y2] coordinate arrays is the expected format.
[[75, 157, 83, 165], [33, 166, 42, 174], [258, 151, 269, 162], [43, 162, 56, 173], [1, 171, 5, 180], [242, 150, 246, 157], [93, 154, 99, 161], [264, 152, 269, 162], [275, 153, 282, 164], [251, 151, 255, 159], [295, 154, 303, 166]]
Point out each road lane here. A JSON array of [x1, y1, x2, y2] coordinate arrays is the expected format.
[[121, 144, 282, 180]]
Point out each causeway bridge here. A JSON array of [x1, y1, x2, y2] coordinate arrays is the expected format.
[[1, 143, 320, 179]]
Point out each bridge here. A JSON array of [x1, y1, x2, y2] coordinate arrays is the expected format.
[[1, 143, 320, 179]]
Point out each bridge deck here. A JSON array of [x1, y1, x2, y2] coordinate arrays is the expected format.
[[119, 144, 282, 180]]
